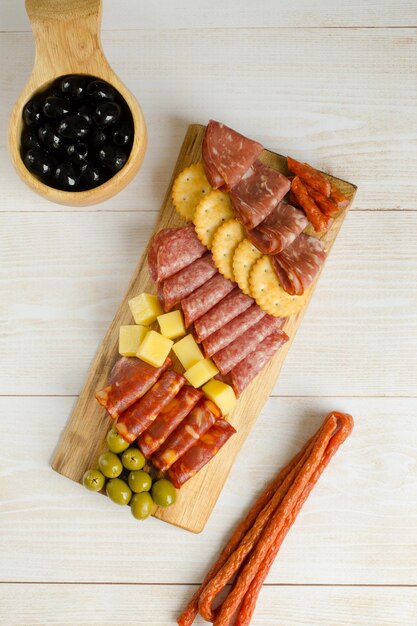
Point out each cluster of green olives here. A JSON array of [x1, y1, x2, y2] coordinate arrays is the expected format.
[[82, 427, 177, 520]]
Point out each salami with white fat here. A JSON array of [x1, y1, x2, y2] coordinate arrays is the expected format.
[[202, 120, 263, 190], [193, 288, 253, 343], [271, 233, 326, 296], [202, 304, 266, 357], [159, 253, 217, 312], [181, 273, 235, 328], [230, 161, 291, 230], [148, 225, 206, 283], [247, 200, 308, 255]]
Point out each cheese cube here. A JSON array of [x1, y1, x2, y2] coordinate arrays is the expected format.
[[184, 358, 219, 388], [157, 310, 186, 340], [128, 293, 163, 325], [172, 334, 204, 370], [136, 330, 173, 368], [119, 325, 148, 357], [202, 380, 237, 416]]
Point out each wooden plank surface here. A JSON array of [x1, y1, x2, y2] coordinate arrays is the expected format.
[[50, 124, 355, 532]]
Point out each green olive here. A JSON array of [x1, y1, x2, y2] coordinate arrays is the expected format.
[[128, 470, 152, 493], [121, 447, 145, 471], [130, 492, 154, 520], [82, 469, 105, 491], [151, 478, 177, 507], [98, 451, 123, 478], [106, 478, 132, 505], [106, 427, 130, 454]]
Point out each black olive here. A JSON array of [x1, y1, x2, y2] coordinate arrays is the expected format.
[[23, 98, 43, 126], [90, 128, 107, 147], [60, 75, 86, 100], [76, 104, 93, 125], [67, 142, 88, 164], [112, 123, 132, 146], [54, 162, 79, 189], [98, 145, 127, 172], [94, 102, 121, 127], [38, 123, 64, 151], [43, 96, 71, 119], [86, 79, 116, 102], [57, 116, 90, 139], [80, 162, 104, 187], [21, 128, 41, 151], [24, 149, 53, 177]]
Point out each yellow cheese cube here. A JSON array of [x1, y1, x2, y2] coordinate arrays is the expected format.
[[157, 310, 186, 340], [172, 334, 204, 370], [128, 293, 163, 325], [184, 358, 219, 388], [119, 325, 148, 357], [136, 330, 173, 368], [202, 380, 237, 416]]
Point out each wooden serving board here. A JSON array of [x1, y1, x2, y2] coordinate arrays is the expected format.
[[52, 124, 357, 533]]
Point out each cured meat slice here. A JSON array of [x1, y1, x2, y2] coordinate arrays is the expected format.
[[167, 420, 236, 489], [148, 225, 206, 283], [159, 253, 217, 312], [137, 386, 203, 458], [194, 288, 253, 343], [181, 273, 235, 328], [246, 200, 308, 255], [202, 120, 263, 190], [202, 305, 266, 357], [227, 331, 289, 397], [115, 371, 185, 443], [95, 356, 171, 420], [271, 233, 326, 296], [212, 314, 281, 375], [151, 399, 221, 472], [230, 161, 291, 230]]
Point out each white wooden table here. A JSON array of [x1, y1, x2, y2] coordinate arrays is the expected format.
[[1, 2, 417, 624]]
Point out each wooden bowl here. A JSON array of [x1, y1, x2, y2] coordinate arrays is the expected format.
[[8, 0, 147, 206]]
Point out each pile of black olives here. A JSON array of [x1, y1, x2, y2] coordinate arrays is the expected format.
[[21, 74, 134, 191]]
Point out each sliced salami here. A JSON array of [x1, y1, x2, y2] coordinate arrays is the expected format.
[[227, 330, 289, 396], [193, 288, 253, 343], [167, 420, 236, 489], [246, 200, 308, 255], [137, 385, 203, 458], [230, 161, 291, 230], [159, 253, 217, 312], [202, 304, 267, 357], [212, 314, 280, 375], [181, 273, 235, 328], [95, 356, 171, 420], [115, 371, 185, 443], [148, 225, 206, 283], [271, 233, 326, 296], [202, 120, 263, 190], [151, 399, 221, 472]]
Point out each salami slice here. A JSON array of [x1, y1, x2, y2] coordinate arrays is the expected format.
[[95, 356, 171, 420], [159, 253, 217, 312], [148, 225, 206, 283], [181, 273, 235, 328], [151, 399, 221, 472], [202, 120, 263, 190], [202, 305, 266, 357], [212, 314, 280, 375], [230, 161, 291, 230], [137, 385, 203, 458], [167, 420, 236, 489], [115, 371, 185, 443], [193, 288, 253, 343], [227, 331, 289, 396], [246, 200, 309, 255], [271, 233, 326, 296]]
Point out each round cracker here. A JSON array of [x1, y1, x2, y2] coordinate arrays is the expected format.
[[249, 255, 310, 317], [211, 219, 245, 281], [194, 190, 234, 249], [172, 162, 212, 221], [232, 239, 262, 295]]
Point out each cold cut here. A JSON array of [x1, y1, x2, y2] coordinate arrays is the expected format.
[[271, 232, 326, 296], [246, 200, 308, 255], [159, 253, 217, 312], [202, 305, 266, 358], [193, 288, 253, 342], [181, 273, 235, 328], [148, 225, 206, 283]]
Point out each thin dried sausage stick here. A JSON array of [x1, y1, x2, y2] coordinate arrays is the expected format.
[[330, 185, 350, 208], [304, 184, 339, 216], [291, 177, 330, 233], [287, 156, 331, 197], [234, 412, 353, 626]]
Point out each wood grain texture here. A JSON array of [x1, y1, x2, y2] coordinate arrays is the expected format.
[[49, 124, 355, 532]]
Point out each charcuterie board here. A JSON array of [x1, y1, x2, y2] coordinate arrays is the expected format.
[[51, 124, 356, 533]]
